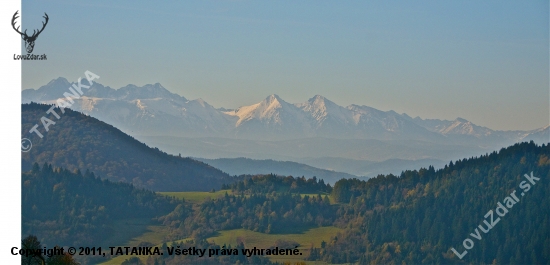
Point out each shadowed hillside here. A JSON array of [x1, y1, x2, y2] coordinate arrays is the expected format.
[[21, 103, 231, 191]]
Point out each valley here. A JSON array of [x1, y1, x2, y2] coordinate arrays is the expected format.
[[20, 92, 549, 264]]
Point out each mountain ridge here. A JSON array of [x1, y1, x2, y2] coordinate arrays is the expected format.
[[22, 77, 549, 144]]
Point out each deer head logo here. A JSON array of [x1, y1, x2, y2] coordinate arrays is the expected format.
[[12, 11, 49, 54]]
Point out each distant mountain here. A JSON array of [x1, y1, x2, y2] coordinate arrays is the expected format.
[[194, 157, 359, 184], [297, 157, 447, 177], [520, 125, 550, 143], [408, 116, 549, 145], [22, 77, 185, 102], [21, 76, 549, 172], [412, 117, 493, 137], [21, 103, 231, 191], [223, 94, 313, 139], [137, 136, 485, 167], [23, 78, 236, 137], [22, 77, 548, 145], [193, 156, 448, 185], [221, 94, 453, 141]]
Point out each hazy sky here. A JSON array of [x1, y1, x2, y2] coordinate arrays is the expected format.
[[21, 1, 548, 131]]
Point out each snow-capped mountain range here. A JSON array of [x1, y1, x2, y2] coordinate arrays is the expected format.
[[22, 77, 549, 145]]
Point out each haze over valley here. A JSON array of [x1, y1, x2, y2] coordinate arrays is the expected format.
[[22, 78, 549, 178]]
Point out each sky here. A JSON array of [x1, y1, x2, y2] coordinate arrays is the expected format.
[[20, 0, 549, 131]]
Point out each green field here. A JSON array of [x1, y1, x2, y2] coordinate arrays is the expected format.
[[158, 189, 234, 203], [98, 191, 339, 264], [99, 224, 340, 264], [207, 226, 342, 264], [98, 220, 171, 265], [159, 190, 337, 205]]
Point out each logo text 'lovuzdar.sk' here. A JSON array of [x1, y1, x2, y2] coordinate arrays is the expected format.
[[12, 10, 49, 59]]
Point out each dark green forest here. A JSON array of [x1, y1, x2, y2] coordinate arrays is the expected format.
[[21, 103, 230, 191], [162, 192, 334, 240], [314, 142, 549, 264], [19, 235, 79, 265], [157, 174, 334, 240], [22, 165, 325, 264], [222, 174, 332, 194], [22, 163, 178, 248], [156, 142, 549, 263]]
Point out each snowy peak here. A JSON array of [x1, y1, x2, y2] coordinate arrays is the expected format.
[[22, 77, 73, 102], [439, 118, 491, 137], [519, 125, 549, 143], [228, 94, 301, 127], [266, 94, 283, 103], [261, 94, 287, 115], [300, 95, 338, 112], [46, 77, 71, 88], [116, 83, 186, 101], [298, 95, 354, 126], [417, 117, 493, 137], [346, 104, 384, 116], [193, 98, 208, 107], [21, 77, 549, 144], [23, 78, 185, 103], [23, 77, 235, 136], [307, 94, 332, 106]]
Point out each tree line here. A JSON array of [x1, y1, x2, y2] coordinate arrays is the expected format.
[[312, 142, 549, 264]]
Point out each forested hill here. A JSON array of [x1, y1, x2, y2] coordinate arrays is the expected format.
[[315, 142, 549, 264], [21, 103, 231, 191], [22, 163, 178, 248]]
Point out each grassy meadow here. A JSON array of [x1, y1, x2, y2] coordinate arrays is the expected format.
[[98, 190, 340, 264]]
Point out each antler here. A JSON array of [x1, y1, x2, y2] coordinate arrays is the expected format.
[[11, 10, 24, 36], [31, 13, 49, 38]]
